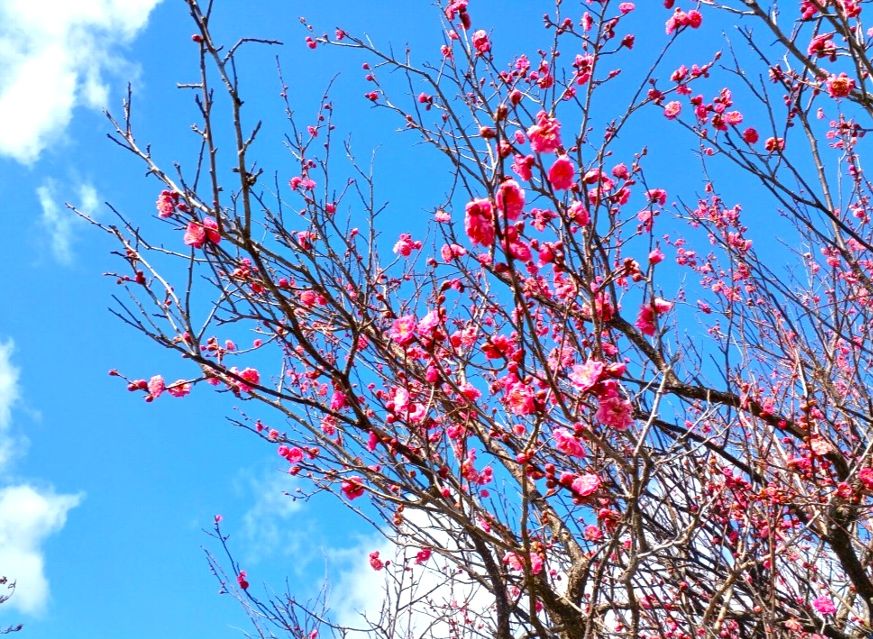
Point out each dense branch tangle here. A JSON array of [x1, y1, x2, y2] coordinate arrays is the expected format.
[[84, 1, 873, 638]]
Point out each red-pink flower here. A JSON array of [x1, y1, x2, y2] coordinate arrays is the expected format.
[[569, 359, 604, 393], [595, 393, 634, 430], [635, 298, 673, 336], [505, 381, 536, 416], [663, 101, 682, 119], [464, 198, 495, 246], [393, 233, 422, 256], [156, 190, 179, 218], [471, 30, 491, 55], [548, 155, 576, 190], [341, 476, 366, 500], [553, 427, 585, 457], [183, 217, 221, 248], [166, 380, 191, 398], [369, 550, 384, 571], [496, 179, 525, 219], [147, 374, 165, 399], [826, 73, 855, 98], [415, 547, 432, 564], [237, 571, 249, 590], [572, 473, 601, 497], [389, 315, 417, 345], [527, 111, 562, 154], [812, 596, 836, 616]]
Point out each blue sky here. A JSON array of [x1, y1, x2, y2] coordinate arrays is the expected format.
[[0, 1, 820, 637]]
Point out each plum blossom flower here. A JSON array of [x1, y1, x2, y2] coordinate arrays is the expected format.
[[663, 101, 682, 119], [237, 571, 249, 590], [527, 111, 562, 153], [389, 315, 418, 345], [635, 298, 673, 336], [553, 427, 585, 457], [569, 359, 604, 393], [826, 73, 855, 98], [548, 155, 576, 190], [393, 233, 422, 256], [341, 476, 366, 500], [571, 473, 601, 497], [505, 381, 536, 416], [471, 30, 491, 55], [147, 375, 165, 399], [156, 190, 179, 218], [465, 198, 495, 246], [166, 380, 191, 398], [369, 551, 384, 571], [496, 179, 525, 219], [184, 217, 221, 248], [812, 596, 836, 616]]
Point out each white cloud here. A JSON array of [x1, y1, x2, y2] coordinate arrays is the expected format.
[[238, 469, 305, 564], [0, 341, 20, 470], [0, 0, 163, 164], [0, 485, 81, 615], [0, 341, 82, 616], [36, 180, 100, 264]]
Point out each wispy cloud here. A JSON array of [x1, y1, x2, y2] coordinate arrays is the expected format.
[[0, 0, 162, 164], [238, 469, 306, 565], [0, 341, 82, 615], [36, 180, 100, 265]]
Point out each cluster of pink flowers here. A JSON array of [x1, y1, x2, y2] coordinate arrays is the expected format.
[[548, 155, 575, 190], [635, 297, 673, 336], [594, 380, 634, 431], [341, 476, 366, 500], [665, 7, 703, 34], [504, 550, 543, 575], [471, 30, 490, 55], [464, 198, 495, 246], [393, 233, 422, 257], [559, 471, 602, 497], [826, 73, 855, 98], [496, 179, 525, 219], [527, 111, 562, 153], [183, 217, 221, 248]]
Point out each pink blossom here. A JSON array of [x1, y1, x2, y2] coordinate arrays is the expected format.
[[812, 596, 836, 615], [826, 73, 855, 98], [619, 2, 635, 14], [663, 101, 682, 119], [569, 359, 604, 393], [156, 190, 179, 218], [505, 381, 536, 416], [279, 445, 305, 463], [147, 375, 165, 399], [553, 427, 585, 457], [572, 473, 601, 497], [341, 476, 366, 500], [166, 380, 191, 398], [183, 217, 220, 248], [369, 550, 384, 571], [584, 525, 603, 541], [635, 298, 673, 336], [464, 198, 495, 246], [859, 467, 873, 490], [527, 111, 562, 154], [496, 179, 525, 220], [389, 315, 418, 345], [568, 200, 590, 225], [595, 393, 634, 430], [511, 154, 535, 181], [237, 571, 249, 590], [548, 155, 576, 190], [434, 209, 451, 223], [415, 547, 432, 564], [471, 30, 491, 55], [393, 233, 422, 257]]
